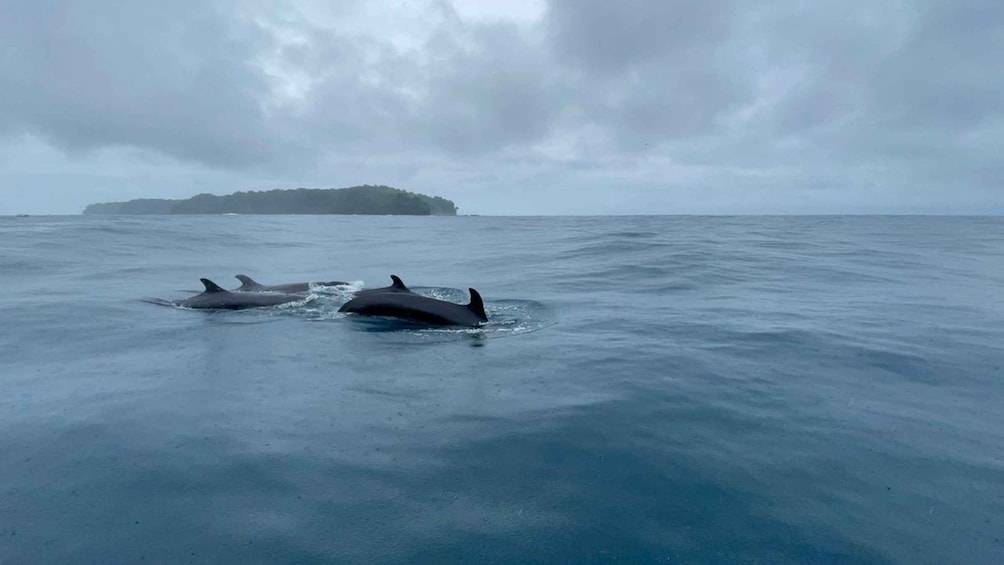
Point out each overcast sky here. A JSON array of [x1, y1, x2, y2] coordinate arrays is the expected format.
[[1, 0, 1001, 215]]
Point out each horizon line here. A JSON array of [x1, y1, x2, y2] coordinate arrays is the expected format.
[[4, 212, 1003, 218]]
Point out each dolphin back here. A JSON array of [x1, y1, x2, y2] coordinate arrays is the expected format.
[[339, 283, 488, 327], [389, 275, 409, 291], [467, 288, 488, 322], [235, 274, 262, 291], [236, 274, 346, 293], [200, 278, 228, 293], [354, 274, 413, 297]]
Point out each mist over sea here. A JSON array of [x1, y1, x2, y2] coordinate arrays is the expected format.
[[1, 214, 1001, 564]]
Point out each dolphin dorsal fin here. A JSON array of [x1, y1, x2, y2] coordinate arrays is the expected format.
[[200, 278, 227, 293], [389, 275, 409, 291], [235, 274, 260, 290], [467, 288, 488, 322]]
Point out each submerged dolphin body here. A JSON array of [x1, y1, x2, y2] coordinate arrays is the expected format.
[[352, 274, 412, 297], [234, 274, 348, 293], [172, 278, 304, 310], [339, 276, 488, 327]]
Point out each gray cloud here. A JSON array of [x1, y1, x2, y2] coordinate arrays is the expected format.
[[0, 1, 282, 168], [545, 0, 752, 144], [0, 0, 1001, 214]]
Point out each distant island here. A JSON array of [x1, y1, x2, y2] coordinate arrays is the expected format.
[[83, 185, 457, 216]]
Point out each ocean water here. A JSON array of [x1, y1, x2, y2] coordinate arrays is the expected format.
[[0, 215, 1001, 564]]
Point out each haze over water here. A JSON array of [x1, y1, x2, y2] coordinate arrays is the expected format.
[[1, 215, 1002, 564]]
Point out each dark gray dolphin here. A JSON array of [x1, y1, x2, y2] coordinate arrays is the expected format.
[[173, 278, 304, 310], [234, 274, 348, 293], [353, 274, 412, 296], [339, 277, 488, 327]]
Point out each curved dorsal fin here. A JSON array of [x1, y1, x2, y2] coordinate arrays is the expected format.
[[467, 288, 488, 322], [200, 278, 227, 293], [389, 275, 409, 291], [235, 274, 260, 290]]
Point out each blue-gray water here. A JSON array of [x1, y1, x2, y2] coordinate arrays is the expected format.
[[1, 215, 1002, 564]]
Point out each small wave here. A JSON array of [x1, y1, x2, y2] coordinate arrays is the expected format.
[[138, 294, 316, 315], [308, 280, 364, 297], [138, 297, 177, 308]]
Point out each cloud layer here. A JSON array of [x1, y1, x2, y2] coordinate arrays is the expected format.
[[1, 0, 1001, 214]]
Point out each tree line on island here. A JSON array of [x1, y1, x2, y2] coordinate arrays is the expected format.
[[83, 185, 458, 216]]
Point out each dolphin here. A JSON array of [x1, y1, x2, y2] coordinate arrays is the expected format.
[[234, 274, 348, 293], [339, 276, 488, 327], [352, 274, 412, 296], [171, 278, 304, 310]]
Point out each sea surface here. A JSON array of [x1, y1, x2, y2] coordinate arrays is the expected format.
[[0, 215, 1001, 564]]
